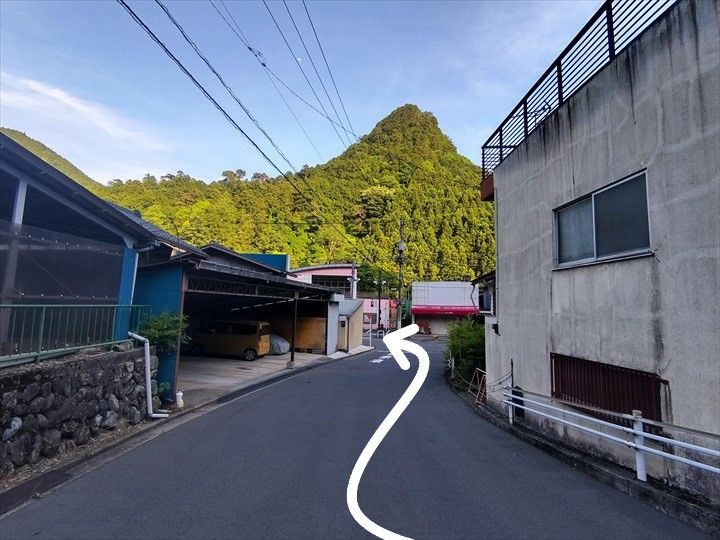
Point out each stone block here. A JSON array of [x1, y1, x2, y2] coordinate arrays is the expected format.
[[42, 429, 62, 457], [126, 406, 142, 425], [2, 417, 22, 441], [29, 396, 45, 414], [8, 433, 31, 465], [20, 383, 40, 403], [1, 390, 18, 409], [100, 411, 119, 430], [108, 394, 120, 412]]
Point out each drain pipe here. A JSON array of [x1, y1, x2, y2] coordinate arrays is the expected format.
[[128, 332, 169, 419]]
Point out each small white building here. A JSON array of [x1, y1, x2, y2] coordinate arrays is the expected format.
[[410, 281, 479, 335]]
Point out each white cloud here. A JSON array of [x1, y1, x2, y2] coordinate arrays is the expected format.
[[0, 72, 179, 182]]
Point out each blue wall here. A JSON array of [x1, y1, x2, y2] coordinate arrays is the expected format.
[[133, 266, 184, 314], [133, 265, 184, 401], [241, 253, 289, 272]]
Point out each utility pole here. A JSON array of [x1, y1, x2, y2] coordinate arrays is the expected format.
[[373, 273, 387, 332], [396, 219, 406, 330]]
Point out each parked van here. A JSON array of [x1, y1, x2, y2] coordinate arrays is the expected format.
[[190, 320, 271, 361]]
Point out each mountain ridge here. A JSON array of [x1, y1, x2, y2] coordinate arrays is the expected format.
[[2, 104, 495, 286]]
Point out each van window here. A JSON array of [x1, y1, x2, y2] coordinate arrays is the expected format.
[[209, 322, 231, 334], [233, 323, 257, 335]]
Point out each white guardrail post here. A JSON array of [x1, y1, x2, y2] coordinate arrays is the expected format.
[[508, 387, 514, 426], [633, 410, 647, 481]]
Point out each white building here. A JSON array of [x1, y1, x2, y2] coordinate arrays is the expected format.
[[410, 281, 479, 335]]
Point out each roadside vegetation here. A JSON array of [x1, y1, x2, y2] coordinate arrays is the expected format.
[[445, 318, 485, 383]]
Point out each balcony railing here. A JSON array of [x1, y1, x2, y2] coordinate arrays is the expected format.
[[481, 0, 677, 179], [0, 304, 150, 367]]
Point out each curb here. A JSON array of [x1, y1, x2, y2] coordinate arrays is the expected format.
[[0, 346, 375, 516], [446, 375, 720, 536]]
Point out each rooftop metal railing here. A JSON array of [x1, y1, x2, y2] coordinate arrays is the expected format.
[[0, 304, 150, 367], [481, 0, 678, 179], [502, 387, 720, 481]]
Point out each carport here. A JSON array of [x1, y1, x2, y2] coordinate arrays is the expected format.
[[175, 259, 339, 405], [114, 204, 341, 403]]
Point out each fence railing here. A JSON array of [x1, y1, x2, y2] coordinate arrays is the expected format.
[[481, 0, 677, 179], [0, 304, 150, 367], [502, 387, 720, 481]]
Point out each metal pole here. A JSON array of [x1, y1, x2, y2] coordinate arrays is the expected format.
[[377, 274, 381, 334], [606, 0, 616, 61], [508, 359, 515, 425], [397, 220, 405, 331], [287, 291, 298, 369], [633, 410, 647, 481]]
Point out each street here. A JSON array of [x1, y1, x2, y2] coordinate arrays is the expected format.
[[0, 340, 705, 539]]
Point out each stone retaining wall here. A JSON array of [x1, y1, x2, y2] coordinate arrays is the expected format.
[[0, 347, 159, 478]]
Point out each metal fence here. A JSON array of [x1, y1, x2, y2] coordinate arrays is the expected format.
[[502, 387, 720, 481], [481, 0, 677, 178], [0, 304, 150, 367]]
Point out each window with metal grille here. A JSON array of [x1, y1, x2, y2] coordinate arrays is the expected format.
[[311, 275, 351, 295], [550, 353, 665, 422]]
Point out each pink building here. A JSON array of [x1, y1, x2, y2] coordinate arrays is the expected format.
[[289, 263, 358, 299], [361, 297, 393, 330]]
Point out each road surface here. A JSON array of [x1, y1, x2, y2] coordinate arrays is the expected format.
[[0, 339, 705, 539]]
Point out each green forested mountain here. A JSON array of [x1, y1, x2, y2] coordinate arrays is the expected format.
[[1, 127, 106, 194], [3, 104, 495, 288]]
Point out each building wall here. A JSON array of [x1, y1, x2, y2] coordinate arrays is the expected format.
[[362, 298, 392, 329], [411, 281, 477, 307], [326, 302, 339, 354], [486, 0, 719, 498], [133, 266, 184, 315], [347, 307, 363, 350]]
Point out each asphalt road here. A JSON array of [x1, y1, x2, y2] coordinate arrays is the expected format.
[[0, 340, 706, 539]]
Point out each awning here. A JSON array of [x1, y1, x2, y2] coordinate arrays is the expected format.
[[411, 305, 479, 316]]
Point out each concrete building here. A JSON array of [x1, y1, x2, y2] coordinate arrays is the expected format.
[[410, 281, 479, 335], [480, 0, 719, 500]]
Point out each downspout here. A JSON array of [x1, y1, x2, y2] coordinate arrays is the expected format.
[[128, 332, 170, 419]]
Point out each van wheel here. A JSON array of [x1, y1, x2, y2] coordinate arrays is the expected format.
[[190, 344, 204, 356], [243, 348, 257, 361]]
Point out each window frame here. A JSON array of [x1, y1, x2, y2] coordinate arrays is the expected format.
[[553, 171, 652, 269]]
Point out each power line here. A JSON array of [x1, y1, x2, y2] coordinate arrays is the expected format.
[[209, 0, 354, 139], [262, 0, 349, 149], [116, 0, 377, 268], [281, 0, 350, 144], [154, 0, 298, 173], [301, 0, 356, 138], [214, 0, 324, 162]]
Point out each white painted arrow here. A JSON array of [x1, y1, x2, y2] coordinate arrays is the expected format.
[[346, 324, 429, 540]]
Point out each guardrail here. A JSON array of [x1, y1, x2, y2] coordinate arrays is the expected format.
[[0, 304, 150, 367], [481, 0, 677, 179], [502, 387, 720, 481]]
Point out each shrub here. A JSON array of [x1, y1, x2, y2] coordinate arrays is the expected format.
[[445, 318, 485, 382], [138, 313, 189, 354]]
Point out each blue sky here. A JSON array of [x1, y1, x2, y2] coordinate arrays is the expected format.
[[0, 0, 600, 183]]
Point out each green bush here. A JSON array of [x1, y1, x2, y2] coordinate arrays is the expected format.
[[445, 318, 485, 382], [138, 313, 189, 354]]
